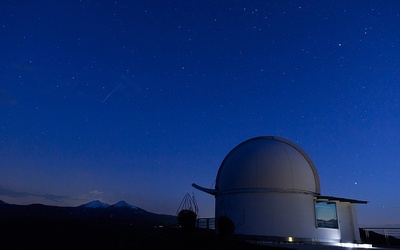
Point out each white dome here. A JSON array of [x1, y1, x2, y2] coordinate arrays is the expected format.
[[216, 136, 320, 194]]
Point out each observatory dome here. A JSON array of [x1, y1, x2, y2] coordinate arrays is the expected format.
[[216, 136, 321, 194]]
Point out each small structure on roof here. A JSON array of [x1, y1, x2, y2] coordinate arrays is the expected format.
[[176, 192, 199, 230], [193, 136, 367, 244]]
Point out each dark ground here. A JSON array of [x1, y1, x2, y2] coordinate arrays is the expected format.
[[0, 207, 397, 250], [0, 216, 288, 250], [131, 226, 291, 250], [2, 217, 399, 250]]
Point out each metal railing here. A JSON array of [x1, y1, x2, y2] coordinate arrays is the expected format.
[[194, 222, 400, 246], [361, 228, 400, 246]]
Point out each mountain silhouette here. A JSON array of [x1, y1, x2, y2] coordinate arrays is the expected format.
[[80, 199, 111, 208], [0, 199, 176, 224], [0, 199, 179, 249]]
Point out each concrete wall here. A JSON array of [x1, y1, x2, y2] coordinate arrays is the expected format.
[[337, 202, 361, 243], [215, 191, 342, 243]]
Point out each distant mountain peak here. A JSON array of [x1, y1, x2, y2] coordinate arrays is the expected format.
[[111, 200, 138, 209], [80, 200, 110, 208]]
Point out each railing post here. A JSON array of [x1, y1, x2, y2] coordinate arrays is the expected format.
[[384, 229, 390, 246], [365, 229, 370, 244]]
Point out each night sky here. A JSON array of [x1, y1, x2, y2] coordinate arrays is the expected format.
[[1, 1, 399, 227]]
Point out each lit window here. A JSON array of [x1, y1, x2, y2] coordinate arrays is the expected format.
[[315, 201, 338, 228]]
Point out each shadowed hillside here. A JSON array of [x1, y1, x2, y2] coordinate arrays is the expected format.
[[0, 201, 287, 250]]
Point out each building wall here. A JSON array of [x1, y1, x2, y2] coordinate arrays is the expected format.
[[337, 202, 362, 243], [215, 191, 342, 243]]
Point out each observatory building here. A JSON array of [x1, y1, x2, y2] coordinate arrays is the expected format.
[[193, 136, 367, 244]]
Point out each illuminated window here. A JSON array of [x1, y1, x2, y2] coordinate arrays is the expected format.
[[315, 201, 338, 228]]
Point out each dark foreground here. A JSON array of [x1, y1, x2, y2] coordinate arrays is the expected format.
[[0, 216, 286, 250], [131, 227, 289, 250], [2, 217, 399, 250], [0, 202, 397, 249]]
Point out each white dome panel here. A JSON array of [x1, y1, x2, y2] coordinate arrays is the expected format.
[[216, 136, 320, 194]]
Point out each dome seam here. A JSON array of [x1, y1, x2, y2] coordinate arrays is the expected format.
[[282, 144, 295, 190]]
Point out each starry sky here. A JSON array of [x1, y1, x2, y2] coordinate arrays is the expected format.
[[0, 1, 399, 227]]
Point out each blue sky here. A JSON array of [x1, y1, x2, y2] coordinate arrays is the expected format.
[[0, 1, 399, 227]]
